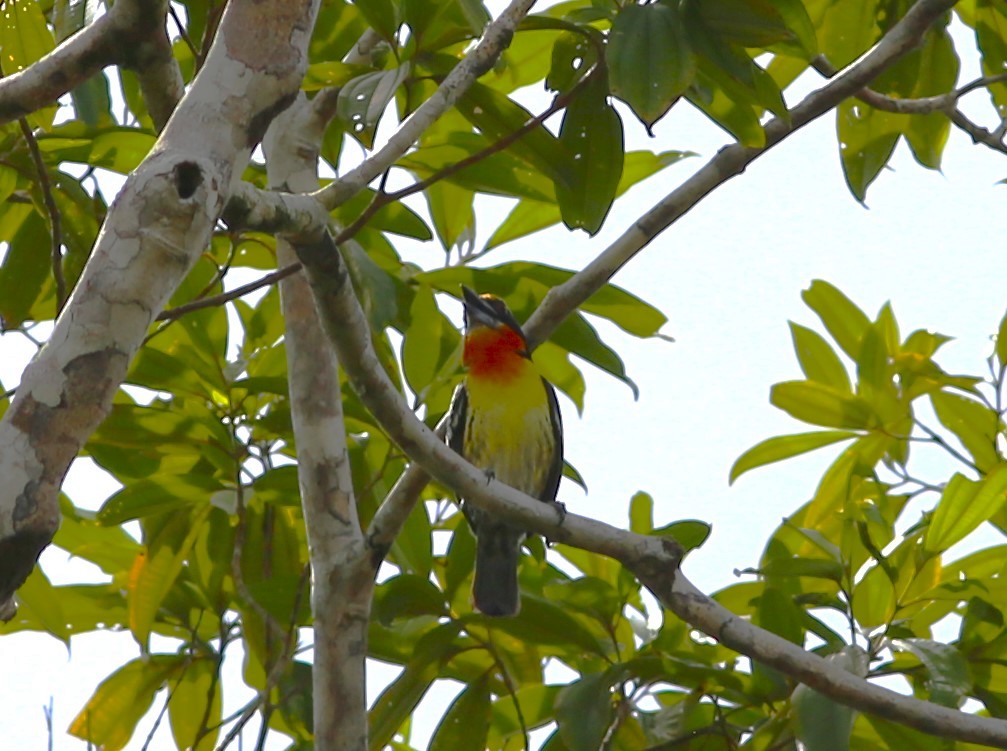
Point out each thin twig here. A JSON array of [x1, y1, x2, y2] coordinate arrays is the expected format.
[[18, 118, 66, 309], [168, 5, 199, 61]]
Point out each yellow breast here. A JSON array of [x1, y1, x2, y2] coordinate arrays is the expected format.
[[463, 364, 556, 499]]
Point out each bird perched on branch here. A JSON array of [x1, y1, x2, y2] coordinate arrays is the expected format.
[[447, 286, 564, 616]]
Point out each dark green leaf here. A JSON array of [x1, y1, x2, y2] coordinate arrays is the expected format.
[[976, 0, 1007, 112], [792, 647, 867, 751], [456, 83, 571, 185], [547, 31, 598, 94], [429, 673, 492, 751], [374, 575, 447, 625], [836, 99, 901, 203], [890, 638, 970, 708], [556, 672, 612, 750], [904, 26, 958, 170], [556, 72, 624, 234], [607, 2, 695, 129]]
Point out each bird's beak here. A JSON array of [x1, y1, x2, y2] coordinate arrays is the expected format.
[[461, 286, 501, 330]]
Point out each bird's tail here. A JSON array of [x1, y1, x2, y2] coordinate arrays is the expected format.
[[472, 530, 521, 617]]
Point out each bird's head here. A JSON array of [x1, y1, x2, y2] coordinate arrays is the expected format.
[[461, 286, 530, 379]]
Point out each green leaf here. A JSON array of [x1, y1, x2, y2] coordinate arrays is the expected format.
[[127, 506, 210, 648], [652, 519, 712, 552], [16, 565, 70, 644], [556, 672, 612, 750], [456, 83, 572, 185], [168, 657, 221, 751], [390, 497, 433, 577], [399, 134, 555, 202], [792, 647, 867, 751], [790, 322, 852, 392], [547, 30, 598, 94], [802, 280, 871, 360], [37, 125, 157, 173], [402, 285, 454, 395], [696, 0, 818, 59], [760, 556, 844, 582], [730, 430, 858, 484], [0, 208, 49, 328], [374, 574, 447, 625], [369, 622, 463, 750], [97, 473, 224, 525], [429, 673, 492, 751], [607, 2, 695, 130], [930, 391, 1000, 472], [852, 562, 896, 628], [343, 238, 400, 330], [495, 595, 608, 656], [904, 26, 958, 170], [69, 656, 181, 751], [629, 491, 653, 535], [925, 468, 1007, 554], [997, 309, 1007, 369], [836, 99, 901, 203], [771, 381, 876, 429], [556, 72, 624, 234], [338, 64, 411, 149], [889, 638, 970, 708], [425, 179, 475, 251], [486, 150, 691, 249], [976, 0, 1007, 112], [352, 0, 401, 42], [818, 0, 879, 69]]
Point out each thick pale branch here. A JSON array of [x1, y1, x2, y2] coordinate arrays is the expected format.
[[265, 94, 373, 751], [294, 232, 1007, 748], [524, 0, 957, 348], [0, 0, 319, 616], [0, 0, 174, 127]]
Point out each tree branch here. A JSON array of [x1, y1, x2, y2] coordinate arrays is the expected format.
[[0, 0, 175, 127], [293, 229, 1007, 748], [523, 0, 959, 348], [18, 118, 66, 310], [264, 93, 374, 750]]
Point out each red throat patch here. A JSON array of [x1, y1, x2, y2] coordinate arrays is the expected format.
[[464, 326, 528, 381]]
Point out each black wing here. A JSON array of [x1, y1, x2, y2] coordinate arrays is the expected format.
[[540, 378, 564, 503], [446, 383, 468, 457]]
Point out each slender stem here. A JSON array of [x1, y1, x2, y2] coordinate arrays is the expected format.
[[18, 118, 66, 310]]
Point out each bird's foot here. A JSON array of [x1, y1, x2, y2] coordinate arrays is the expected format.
[[545, 500, 566, 547], [483, 468, 495, 485]]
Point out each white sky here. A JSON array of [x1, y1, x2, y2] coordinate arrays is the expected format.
[[3, 8, 1007, 751]]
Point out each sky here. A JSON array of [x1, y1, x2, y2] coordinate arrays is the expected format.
[[3, 6, 1007, 750]]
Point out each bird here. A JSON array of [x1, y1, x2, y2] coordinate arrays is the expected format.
[[446, 286, 564, 616]]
